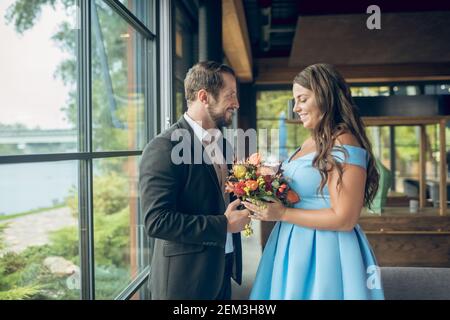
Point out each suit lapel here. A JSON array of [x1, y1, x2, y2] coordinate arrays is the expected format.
[[177, 116, 224, 204], [203, 153, 223, 201]]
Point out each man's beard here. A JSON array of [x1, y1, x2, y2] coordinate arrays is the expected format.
[[207, 104, 232, 128]]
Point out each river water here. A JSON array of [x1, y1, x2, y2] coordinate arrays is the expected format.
[[0, 161, 77, 215]]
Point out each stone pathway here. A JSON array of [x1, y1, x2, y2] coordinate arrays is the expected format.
[[0, 207, 77, 255]]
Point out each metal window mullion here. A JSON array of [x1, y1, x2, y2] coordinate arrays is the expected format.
[[103, 0, 155, 40], [78, 158, 95, 300], [136, 0, 158, 301], [0, 151, 142, 164], [134, 15, 145, 295], [78, 0, 95, 300], [137, 0, 157, 301], [114, 266, 150, 300], [145, 38, 158, 142], [152, 0, 160, 136], [159, 0, 174, 130]]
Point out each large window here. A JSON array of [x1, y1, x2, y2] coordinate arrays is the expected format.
[[118, 0, 153, 30], [256, 90, 309, 161], [352, 83, 450, 214], [350, 86, 390, 97], [0, 0, 156, 300], [0, 0, 77, 156], [0, 161, 80, 299], [425, 83, 450, 95], [93, 156, 143, 299], [92, 0, 148, 152], [257, 83, 450, 215]]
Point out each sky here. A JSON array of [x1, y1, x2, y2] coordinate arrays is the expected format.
[[0, 0, 75, 129]]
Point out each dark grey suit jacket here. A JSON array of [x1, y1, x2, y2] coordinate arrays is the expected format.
[[139, 116, 242, 300]]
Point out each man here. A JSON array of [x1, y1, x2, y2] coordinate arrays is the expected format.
[[139, 61, 251, 300]]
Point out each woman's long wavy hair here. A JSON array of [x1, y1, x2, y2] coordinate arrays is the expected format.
[[293, 64, 379, 208]]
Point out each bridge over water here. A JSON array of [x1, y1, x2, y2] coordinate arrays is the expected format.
[[0, 129, 77, 144]]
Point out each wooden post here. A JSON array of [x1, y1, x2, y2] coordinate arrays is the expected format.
[[419, 125, 427, 208], [439, 119, 447, 216]]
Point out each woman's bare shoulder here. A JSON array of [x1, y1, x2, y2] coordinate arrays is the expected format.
[[334, 132, 361, 148]]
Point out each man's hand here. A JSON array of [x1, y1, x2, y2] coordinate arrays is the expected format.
[[225, 199, 251, 233]]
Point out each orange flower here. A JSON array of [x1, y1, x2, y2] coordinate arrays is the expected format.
[[245, 180, 259, 191], [286, 189, 300, 204], [248, 153, 261, 166]]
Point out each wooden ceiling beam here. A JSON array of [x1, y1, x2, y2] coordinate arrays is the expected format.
[[255, 58, 450, 84], [222, 0, 253, 82]]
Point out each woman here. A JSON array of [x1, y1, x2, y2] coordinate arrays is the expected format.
[[244, 64, 384, 300]]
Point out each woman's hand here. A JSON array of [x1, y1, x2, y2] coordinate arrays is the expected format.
[[242, 200, 287, 222]]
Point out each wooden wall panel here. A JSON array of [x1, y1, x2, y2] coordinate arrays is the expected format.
[[259, 216, 450, 267], [365, 234, 450, 267]]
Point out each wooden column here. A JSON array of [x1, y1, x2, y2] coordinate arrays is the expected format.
[[389, 126, 396, 191], [440, 119, 447, 216], [419, 125, 427, 208]]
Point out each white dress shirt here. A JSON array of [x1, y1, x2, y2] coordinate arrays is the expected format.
[[183, 113, 234, 254]]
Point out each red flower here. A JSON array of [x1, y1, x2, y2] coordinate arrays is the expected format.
[[234, 181, 246, 197]]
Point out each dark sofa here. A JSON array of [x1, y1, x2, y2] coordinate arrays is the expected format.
[[381, 267, 450, 300]]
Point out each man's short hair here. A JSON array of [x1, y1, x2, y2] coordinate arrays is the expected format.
[[184, 61, 236, 104]]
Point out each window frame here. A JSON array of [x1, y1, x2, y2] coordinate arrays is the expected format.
[[0, 0, 160, 300]]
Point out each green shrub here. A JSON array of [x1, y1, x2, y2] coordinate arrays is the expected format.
[[0, 285, 42, 300], [49, 226, 79, 264], [0, 172, 132, 299], [94, 206, 130, 268], [49, 205, 130, 269], [0, 252, 27, 275], [93, 172, 129, 215], [95, 265, 130, 299], [66, 171, 129, 217], [0, 223, 8, 251]]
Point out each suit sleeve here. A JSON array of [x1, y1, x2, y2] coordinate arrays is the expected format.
[[139, 136, 228, 248]]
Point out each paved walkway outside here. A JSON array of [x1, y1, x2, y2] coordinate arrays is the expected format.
[[0, 207, 77, 256]]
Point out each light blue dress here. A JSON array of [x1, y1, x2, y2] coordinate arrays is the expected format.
[[250, 145, 384, 300]]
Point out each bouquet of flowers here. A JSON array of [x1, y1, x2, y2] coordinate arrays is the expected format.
[[225, 153, 300, 237]]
